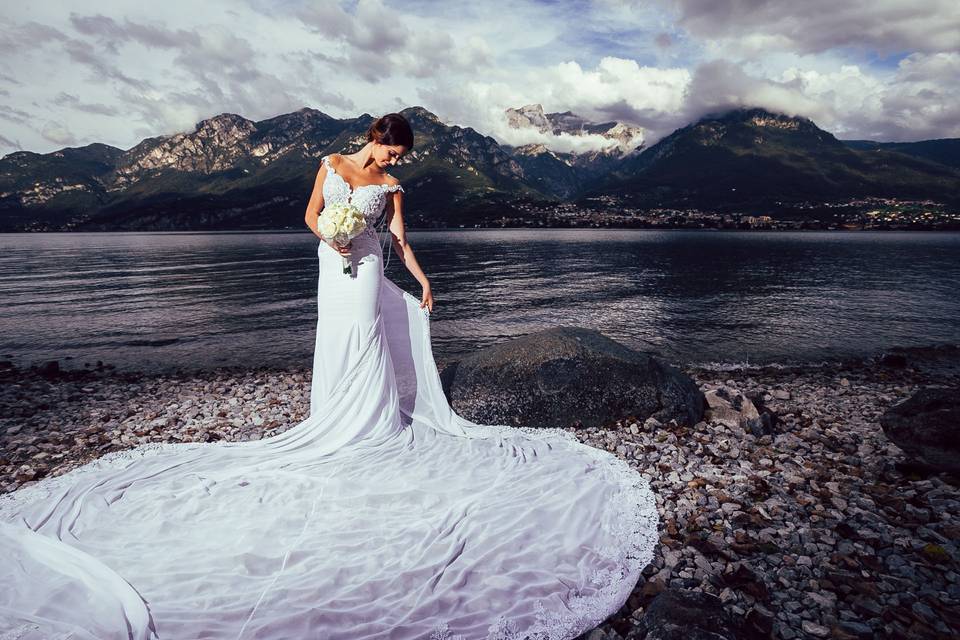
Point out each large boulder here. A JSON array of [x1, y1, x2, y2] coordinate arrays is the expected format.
[[439, 326, 705, 429], [629, 588, 739, 640], [879, 386, 960, 474]]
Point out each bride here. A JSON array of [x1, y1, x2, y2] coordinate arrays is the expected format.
[[0, 113, 659, 640]]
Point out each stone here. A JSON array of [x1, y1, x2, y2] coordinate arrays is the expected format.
[[801, 620, 829, 637], [832, 620, 874, 639], [632, 588, 739, 640], [879, 386, 960, 473], [38, 360, 60, 378], [439, 327, 705, 429], [703, 385, 761, 431]]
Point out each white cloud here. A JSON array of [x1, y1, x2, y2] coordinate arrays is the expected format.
[[792, 52, 960, 140], [40, 120, 77, 145], [0, 0, 957, 158], [419, 57, 690, 151]]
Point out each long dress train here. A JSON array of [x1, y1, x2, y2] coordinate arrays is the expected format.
[[0, 154, 660, 640]]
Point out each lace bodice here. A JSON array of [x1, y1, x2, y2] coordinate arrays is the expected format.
[[321, 154, 405, 229]]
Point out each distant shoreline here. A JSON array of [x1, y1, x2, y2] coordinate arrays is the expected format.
[[2, 227, 959, 234]]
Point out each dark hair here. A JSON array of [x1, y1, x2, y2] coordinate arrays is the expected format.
[[366, 113, 414, 151]]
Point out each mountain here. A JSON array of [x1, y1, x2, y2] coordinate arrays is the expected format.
[[504, 104, 643, 153], [2, 105, 958, 231], [840, 138, 960, 170], [0, 106, 547, 231], [501, 104, 643, 198], [582, 107, 960, 211]]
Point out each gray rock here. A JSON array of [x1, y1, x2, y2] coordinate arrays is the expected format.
[[833, 620, 874, 639], [703, 385, 762, 433], [879, 386, 960, 473], [440, 327, 705, 429], [801, 620, 829, 637], [631, 588, 739, 639]]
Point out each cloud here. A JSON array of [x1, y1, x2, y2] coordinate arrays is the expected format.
[[70, 13, 201, 51], [0, 0, 956, 159], [0, 20, 66, 53], [59, 12, 332, 137], [0, 133, 21, 150], [270, 0, 493, 82], [679, 58, 827, 123], [40, 121, 78, 146], [62, 37, 153, 90], [53, 92, 120, 116], [662, 0, 960, 57], [419, 56, 691, 151], [0, 104, 33, 125], [780, 52, 960, 140]]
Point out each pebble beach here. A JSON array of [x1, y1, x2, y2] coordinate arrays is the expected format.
[[1, 350, 958, 640]]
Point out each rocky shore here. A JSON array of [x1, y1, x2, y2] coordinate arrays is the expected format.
[[1, 347, 958, 640]]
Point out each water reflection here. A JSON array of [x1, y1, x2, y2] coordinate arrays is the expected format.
[[0, 229, 958, 373]]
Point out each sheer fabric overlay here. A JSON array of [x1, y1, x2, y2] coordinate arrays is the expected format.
[[0, 155, 660, 640]]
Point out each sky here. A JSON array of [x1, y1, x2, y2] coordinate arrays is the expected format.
[[1, 0, 958, 157]]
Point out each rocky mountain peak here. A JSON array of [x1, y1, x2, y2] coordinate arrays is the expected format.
[[705, 107, 818, 131], [193, 113, 256, 140], [400, 106, 443, 125], [504, 104, 643, 156], [294, 106, 333, 119], [505, 104, 551, 133], [679, 106, 839, 149], [513, 143, 553, 156]]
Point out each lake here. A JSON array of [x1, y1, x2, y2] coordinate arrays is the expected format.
[[1, 229, 958, 374]]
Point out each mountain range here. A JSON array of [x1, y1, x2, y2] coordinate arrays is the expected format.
[[1, 105, 957, 231]]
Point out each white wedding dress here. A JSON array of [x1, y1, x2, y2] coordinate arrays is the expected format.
[[0, 155, 659, 640]]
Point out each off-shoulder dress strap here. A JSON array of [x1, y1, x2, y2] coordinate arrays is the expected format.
[[322, 153, 403, 192]]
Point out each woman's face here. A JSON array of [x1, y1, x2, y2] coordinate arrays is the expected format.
[[375, 143, 408, 169]]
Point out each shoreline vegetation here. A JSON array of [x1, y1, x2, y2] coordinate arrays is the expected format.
[[2, 344, 959, 639]]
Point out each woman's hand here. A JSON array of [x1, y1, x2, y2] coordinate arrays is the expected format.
[[323, 236, 352, 255], [420, 283, 434, 313]]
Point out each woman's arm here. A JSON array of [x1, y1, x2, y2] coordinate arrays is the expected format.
[[385, 189, 434, 311], [304, 160, 352, 255], [304, 161, 327, 241]]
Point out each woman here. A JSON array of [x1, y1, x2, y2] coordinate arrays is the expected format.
[[0, 113, 659, 640]]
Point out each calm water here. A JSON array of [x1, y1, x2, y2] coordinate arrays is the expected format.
[[1, 230, 958, 374]]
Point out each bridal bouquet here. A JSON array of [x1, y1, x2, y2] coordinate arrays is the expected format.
[[318, 202, 367, 274]]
